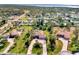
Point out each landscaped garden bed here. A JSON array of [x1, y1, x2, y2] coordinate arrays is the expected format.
[[32, 43, 43, 55]]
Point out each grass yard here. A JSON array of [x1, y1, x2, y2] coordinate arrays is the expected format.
[[52, 40, 63, 55], [9, 25, 32, 54], [20, 17, 28, 21], [0, 41, 9, 53], [32, 43, 43, 55]]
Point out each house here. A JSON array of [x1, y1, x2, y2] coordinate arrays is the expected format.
[[64, 30, 71, 40], [10, 29, 22, 36], [56, 28, 70, 40], [32, 30, 46, 40], [38, 30, 46, 40], [32, 30, 39, 39]]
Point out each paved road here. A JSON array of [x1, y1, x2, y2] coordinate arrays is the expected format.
[[0, 10, 27, 35], [1, 10, 27, 54], [27, 39, 47, 55], [11, 11, 26, 22]]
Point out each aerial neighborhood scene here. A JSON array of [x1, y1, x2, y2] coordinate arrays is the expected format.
[[0, 4, 79, 55]]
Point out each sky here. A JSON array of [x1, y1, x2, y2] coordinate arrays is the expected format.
[[0, 0, 79, 5], [29, 4, 79, 8]]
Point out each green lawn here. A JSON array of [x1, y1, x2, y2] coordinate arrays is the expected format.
[[9, 25, 32, 54], [32, 43, 43, 55], [0, 41, 9, 53], [44, 30, 50, 42], [5, 25, 63, 55], [52, 40, 63, 55], [20, 17, 28, 21]]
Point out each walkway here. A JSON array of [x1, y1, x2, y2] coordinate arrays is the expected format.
[[27, 39, 47, 55]]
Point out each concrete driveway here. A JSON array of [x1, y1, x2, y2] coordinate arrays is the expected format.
[[3, 38, 15, 54], [58, 37, 68, 51], [58, 37, 72, 55], [27, 39, 47, 55]]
